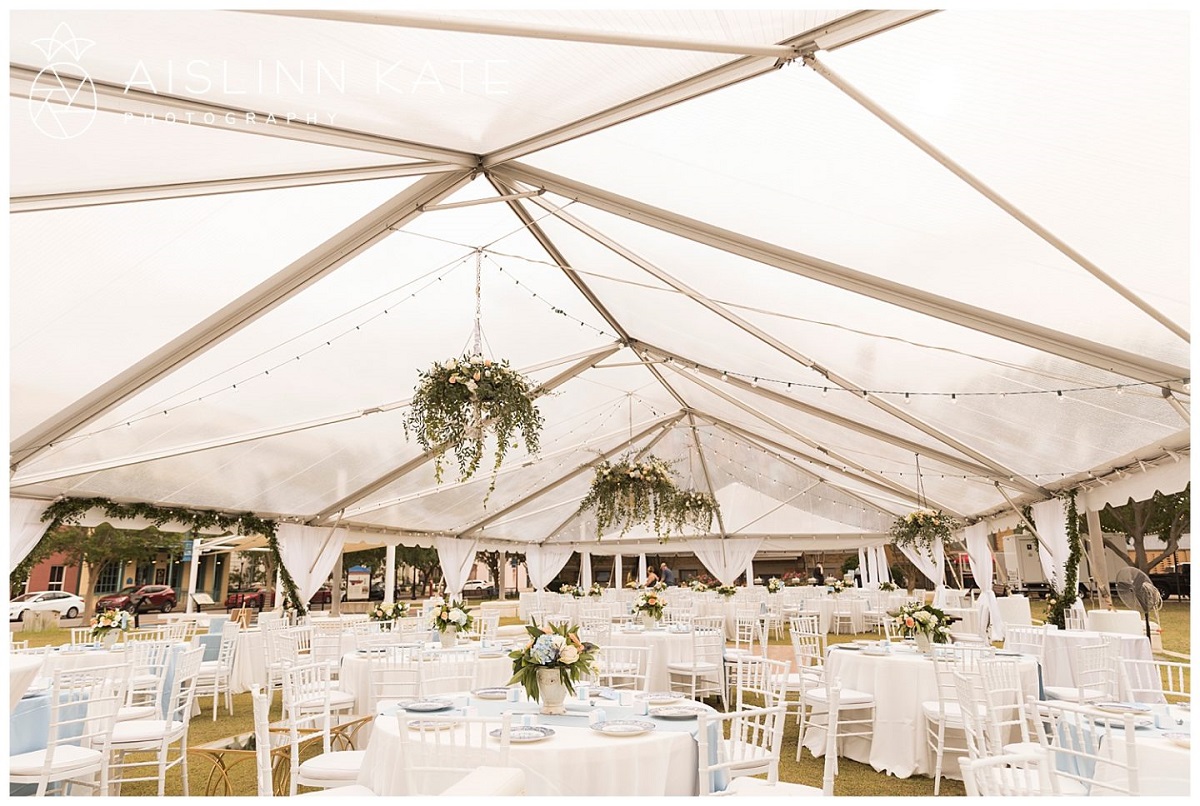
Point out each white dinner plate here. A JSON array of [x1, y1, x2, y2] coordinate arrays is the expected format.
[[635, 691, 681, 706], [401, 699, 455, 712], [1162, 731, 1190, 749], [472, 687, 510, 700], [1094, 702, 1152, 715], [650, 705, 707, 720], [492, 725, 555, 743], [591, 720, 656, 737], [861, 647, 888, 656], [835, 644, 862, 651]]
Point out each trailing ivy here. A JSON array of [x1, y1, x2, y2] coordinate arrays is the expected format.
[[1045, 490, 1082, 630], [39, 496, 307, 615]]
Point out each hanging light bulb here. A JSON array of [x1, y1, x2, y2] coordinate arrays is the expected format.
[[720, 372, 728, 382], [951, 393, 957, 404], [904, 392, 912, 405], [1057, 390, 1065, 402]]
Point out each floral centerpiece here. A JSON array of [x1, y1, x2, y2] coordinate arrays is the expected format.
[[663, 489, 721, 534], [559, 583, 584, 598], [827, 579, 848, 594], [369, 601, 410, 622], [404, 354, 544, 500], [879, 581, 898, 592], [715, 584, 738, 598], [766, 577, 783, 594], [632, 590, 665, 624], [578, 455, 678, 537], [508, 620, 598, 714], [587, 582, 604, 597], [688, 579, 709, 593], [890, 509, 959, 557], [90, 609, 132, 646], [889, 601, 953, 649], [430, 599, 474, 647], [782, 572, 805, 587]]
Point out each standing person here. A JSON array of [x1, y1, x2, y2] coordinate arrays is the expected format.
[[659, 562, 676, 586], [645, 569, 659, 587], [813, 564, 825, 585]]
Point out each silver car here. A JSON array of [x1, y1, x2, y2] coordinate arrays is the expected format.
[[10, 590, 85, 621]]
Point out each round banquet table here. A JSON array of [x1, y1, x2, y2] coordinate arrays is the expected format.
[[803, 645, 1042, 779], [356, 693, 706, 796], [226, 629, 358, 694], [1033, 630, 1152, 700], [783, 597, 867, 634], [605, 627, 696, 691], [338, 646, 514, 712]]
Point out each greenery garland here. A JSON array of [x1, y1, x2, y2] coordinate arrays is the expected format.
[[664, 489, 720, 534], [404, 355, 544, 502], [39, 496, 308, 615], [890, 509, 958, 557], [1045, 491, 1082, 630], [578, 456, 678, 537]]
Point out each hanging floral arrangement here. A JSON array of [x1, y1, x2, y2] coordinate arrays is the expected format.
[[578, 456, 678, 537], [890, 509, 958, 556], [664, 489, 720, 534], [405, 354, 544, 498]]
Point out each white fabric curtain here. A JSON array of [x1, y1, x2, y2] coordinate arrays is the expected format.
[[963, 522, 1004, 641], [898, 541, 945, 599], [1031, 498, 1069, 593], [434, 536, 480, 598], [10, 498, 52, 568], [612, 554, 622, 588], [691, 538, 764, 586], [275, 523, 347, 605], [858, 547, 868, 584], [745, 556, 754, 585], [578, 550, 592, 588], [638, 554, 647, 585], [525, 545, 574, 591]]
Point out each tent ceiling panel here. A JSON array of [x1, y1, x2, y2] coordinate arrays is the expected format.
[[10, 101, 422, 200], [524, 15, 1188, 362], [10, 9, 844, 155], [9, 178, 420, 438]]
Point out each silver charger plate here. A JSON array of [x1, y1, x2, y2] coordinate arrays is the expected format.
[[401, 698, 454, 712], [492, 725, 555, 743], [635, 691, 681, 705], [650, 705, 707, 720], [591, 719, 656, 736], [472, 687, 511, 700]]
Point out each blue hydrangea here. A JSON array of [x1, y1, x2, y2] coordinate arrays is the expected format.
[[529, 634, 559, 665]]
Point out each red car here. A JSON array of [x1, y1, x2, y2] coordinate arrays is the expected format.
[[95, 584, 177, 614]]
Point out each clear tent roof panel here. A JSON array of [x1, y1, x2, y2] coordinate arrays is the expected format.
[[9, 177, 420, 438], [10, 102, 416, 198]]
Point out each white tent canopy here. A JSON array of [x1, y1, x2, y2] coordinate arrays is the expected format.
[[8, 9, 1189, 564]]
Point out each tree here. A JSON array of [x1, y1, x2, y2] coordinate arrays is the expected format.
[[31, 523, 186, 617], [477, 550, 524, 596], [1098, 486, 1190, 574], [395, 546, 442, 597]]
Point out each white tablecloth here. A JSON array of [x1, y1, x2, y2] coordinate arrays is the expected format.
[[606, 629, 695, 691], [1039, 630, 1152, 699], [356, 696, 699, 795], [9, 655, 44, 711], [784, 597, 867, 634], [339, 649, 514, 713], [805, 646, 1041, 779], [227, 629, 358, 694], [1090, 716, 1191, 796]]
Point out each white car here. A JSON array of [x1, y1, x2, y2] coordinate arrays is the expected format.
[[461, 579, 496, 596], [10, 591, 85, 621]]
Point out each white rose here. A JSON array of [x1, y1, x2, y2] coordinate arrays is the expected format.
[[550, 634, 567, 649], [559, 645, 579, 664], [450, 608, 468, 625]]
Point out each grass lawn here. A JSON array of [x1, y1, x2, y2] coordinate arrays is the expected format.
[[9, 598, 1189, 796]]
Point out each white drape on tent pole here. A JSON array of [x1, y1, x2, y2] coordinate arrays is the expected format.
[[434, 536, 479, 597], [962, 522, 1003, 641], [858, 547, 868, 584], [10, 498, 52, 568], [384, 544, 396, 606], [579, 550, 592, 589], [1031, 498, 1068, 593], [692, 538, 764, 586], [525, 545, 574, 591], [276, 523, 347, 605], [613, 554, 622, 588], [898, 542, 944, 601], [638, 554, 647, 585], [745, 556, 755, 585], [877, 546, 892, 584]]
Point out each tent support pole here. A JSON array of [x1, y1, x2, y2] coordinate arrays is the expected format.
[[802, 52, 1188, 344]]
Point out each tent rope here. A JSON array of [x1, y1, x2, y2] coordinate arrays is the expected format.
[[471, 249, 483, 358]]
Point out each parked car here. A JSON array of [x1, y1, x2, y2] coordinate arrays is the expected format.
[[367, 583, 404, 601], [224, 585, 274, 610], [95, 584, 177, 614], [10, 590, 85, 621], [461, 579, 496, 597], [309, 586, 333, 606]]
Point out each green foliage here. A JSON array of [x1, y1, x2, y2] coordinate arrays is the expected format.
[[663, 489, 720, 535], [404, 355, 544, 501], [41, 497, 275, 537], [890, 509, 958, 556], [507, 619, 599, 699], [890, 601, 952, 643], [578, 456, 678, 537], [342, 547, 387, 574], [841, 555, 859, 575], [1046, 491, 1082, 630]]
